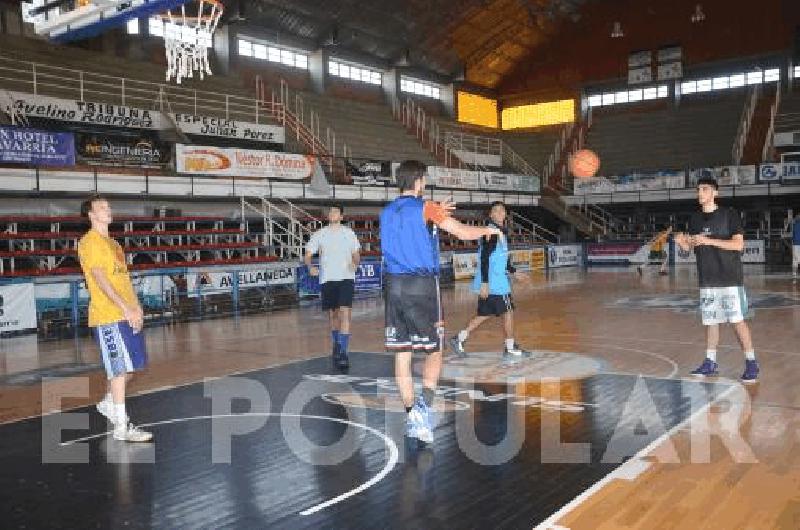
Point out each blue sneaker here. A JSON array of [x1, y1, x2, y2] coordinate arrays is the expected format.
[[405, 407, 425, 440], [690, 358, 719, 377], [741, 359, 759, 384], [414, 396, 436, 444], [406, 400, 433, 443], [449, 335, 467, 358], [335, 350, 350, 370]]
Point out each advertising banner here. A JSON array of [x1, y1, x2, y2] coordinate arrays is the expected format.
[[453, 252, 478, 280], [76, 134, 171, 168], [297, 259, 382, 296], [176, 145, 320, 180], [187, 262, 298, 297], [530, 248, 546, 270], [688, 166, 757, 186], [172, 114, 284, 144], [759, 163, 781, 182], [480, 172, 539, 192], [0, 283, 37, 332], [0, 126, 74, 167], [428, 167, 481, 189], [587, 242, 643, 263], [348, 159, 393, 186], [3, 91, 166, 129], [508, 249, 533, 272], [547, 244, 582, 268], [574, 171, 684, 194], [761, 162, 800, 182]]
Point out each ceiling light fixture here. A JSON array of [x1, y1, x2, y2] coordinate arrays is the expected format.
[[691, 4, 706, 23]]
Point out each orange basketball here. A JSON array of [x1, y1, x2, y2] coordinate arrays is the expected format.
[[569, 149, 600, 179]]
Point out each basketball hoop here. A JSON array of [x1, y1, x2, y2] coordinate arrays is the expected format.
[[161, 0, 223, 84]]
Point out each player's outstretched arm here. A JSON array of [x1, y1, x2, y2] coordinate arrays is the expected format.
[[674, 232, 693, 251], [439, 217, 501, 241]]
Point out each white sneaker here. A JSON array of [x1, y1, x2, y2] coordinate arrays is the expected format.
[[113, 422, 153, 443], [96, 398, 114, 422]]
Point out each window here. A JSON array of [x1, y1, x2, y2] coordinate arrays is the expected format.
[[729, 74, 745, 88], [149, 17, 164, 37], [746, 71, 763, 85], [712, 76, 729, 90], [696, 79, 712, 92], [236, 39, 308, 70], [588, 84, 668, 107], [328, 60, 382, 85], [794, 65, 800, 79], [126, 18, 139, 35], [681, 81, 697, 95], [253, 43, 267, 60], [400, 76, 441, 99], [238, 39, 253, 57], [764, 68, 780, 82], [268, 46, 281, 63]]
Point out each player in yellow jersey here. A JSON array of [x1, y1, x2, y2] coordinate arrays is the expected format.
[[78, 194, 152, 442]]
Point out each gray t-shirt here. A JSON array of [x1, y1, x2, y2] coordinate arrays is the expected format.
[[306, 225, 360, 283]]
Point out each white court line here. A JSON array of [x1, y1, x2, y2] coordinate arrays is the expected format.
[[534, 382, 739, 530], [60, 412, 399, 517], [0, 354, 328, 426], [587, 343, 679, 379]]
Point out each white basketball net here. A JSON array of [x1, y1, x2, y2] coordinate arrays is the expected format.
[[163, 1, 222, 84]]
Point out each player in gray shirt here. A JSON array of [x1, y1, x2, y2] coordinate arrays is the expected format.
[[304, 204, 361, 369]]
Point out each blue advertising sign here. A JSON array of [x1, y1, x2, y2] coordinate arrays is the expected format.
[[0, 126, 75, 166], [297, 258, 383, 296]]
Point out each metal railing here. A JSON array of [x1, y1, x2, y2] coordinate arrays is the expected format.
[[391, 96, 466, 169], [0, 53, 269, 124], [732, 84, 760, 165], [440, 127, 541, 178], [509, 211, 559, 244], [762, 82, 782, 162], [240, 196, 322, 260]]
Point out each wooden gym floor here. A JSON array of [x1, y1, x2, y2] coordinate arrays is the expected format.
[[0, 266, 798, 529]]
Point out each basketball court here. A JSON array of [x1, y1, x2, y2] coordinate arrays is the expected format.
[[1, 0, 800, 528], [1, 268, 798, 528]]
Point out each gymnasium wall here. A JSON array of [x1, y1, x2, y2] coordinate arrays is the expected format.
[[498, 0, 799, 103]]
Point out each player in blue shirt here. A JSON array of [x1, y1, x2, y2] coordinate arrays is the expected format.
[[381, 160, 501, 444]]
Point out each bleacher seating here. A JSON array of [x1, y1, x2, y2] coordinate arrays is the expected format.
[[288, 90, 438, 165], [774, 90, 800, 135], [500, 127, 562, 172], [585, 92, 746, 175], [0, 215, 272, 277]]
